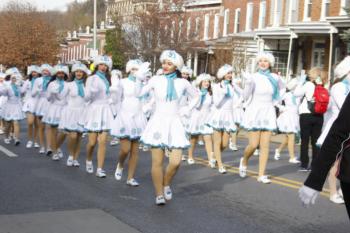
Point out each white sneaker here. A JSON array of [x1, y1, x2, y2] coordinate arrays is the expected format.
[[187, 158, 195, 165], [66, 156, 73, 167], [239, 158, 247, 178], [274, 149, 280, 160], [4, 138, 10, 144], [142, 146, 149, 151], [114, 164, 123, 181], [39, 147, 45, 154], [257, 175, 271, 184], [289, 158, 301, 164], [110, 138, 119, 146], [0, 129, 4, 134], [208, 159, 216, 168], [330, 194, 344, 204], [181, 155, 186, 161], [126, 178, 140, 187], [165, 149, 170, 158], [218, 167, 227, 174], [73, 160, 80, 167], [338, 189, 343, 198], [155, 195, 166, 205], [86, 161, 94, 174], [14, 139, 20, 146], [96, 168, 106, 178], [26, 141, 33, 148], [229, 141, 238, 151], [164, 186, 172, 200], [52, 153, 60, 161], [253, 149, 259, 156], [34, 142, 40, 148], [57, 149, 64, 158], [197, 140, 204, 146]]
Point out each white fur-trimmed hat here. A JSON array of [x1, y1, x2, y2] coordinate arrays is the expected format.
[[72, 63, 90, 75], [217, 64, 233, 80], [27, 65, 41, 75], [181, 66, 193, 77], [286, 78, 298, 91], [160, 50, 184, 70], [196, 73, 212, 86], [126, 59, 142, 73], [334, 56, 350, 80], [94, 55, 113, 70], [111, 69, 123, 79], [54, 64, 69, 76], [5, 67, 20, 77], [256, 52, 275, 67], [40, 64, 54, 76]]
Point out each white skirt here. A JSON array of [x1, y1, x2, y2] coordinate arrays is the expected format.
[[42, 104, 64, 126], [233, 107, 244, 126], [110, 111, 147, 140], [140, 111, 190, 149], [206, 108, 237, 133], [186, 109, 213, 135], [241, 103, 277, 131], [277, 109, 300, 134], [2, 102, 25, 121], [35, 97, 49, 117], [22, 96, 38, 114], [79, 103, 114, 132], [59, 106, 86, 132]]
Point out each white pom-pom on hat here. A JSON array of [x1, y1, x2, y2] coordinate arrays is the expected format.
[[54, 64, 69, 76], [181, 66, 193, 77], [256, 52, 275, 67], [195, 73, 212, 86], [126, 59, 142, 73], [72, 63, 90, 75], [160, 50, 184, 70], [217, 64, 233, 80], [40, 64, 54, 76], [27, 65, 41, 75], [94, 55, 113, 70]]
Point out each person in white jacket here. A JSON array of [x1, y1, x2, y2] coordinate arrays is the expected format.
[[240, 52, 285, 184], [42, 65, 69, 161], [111, 59, 147, 187], [207, 64, 238, 174], [0, 72, 7, 135]]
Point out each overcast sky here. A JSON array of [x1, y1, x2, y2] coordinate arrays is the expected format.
[[0, 0, 82, 11]]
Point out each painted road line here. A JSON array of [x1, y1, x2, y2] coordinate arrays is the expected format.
[[194, 157, 330, 197], [0, 145, 18, 157]]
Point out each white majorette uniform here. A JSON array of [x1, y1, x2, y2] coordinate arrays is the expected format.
[[22, 65, 42, 114], [34, 64, 54, 117], [42, 65, 68, 126], [186, 74, 213, 135], [110, 62, 147, 140], [232, 78, 244, 126], [59, 64, 89, 133], [241, 69, 285, 132], [80, 56, 114, 132], [317, 57, 350, 146], [0, 72, 7, 118], [0, 71, 25, 121], [276, 79, 300, 134], [207, 65, 237, 133]]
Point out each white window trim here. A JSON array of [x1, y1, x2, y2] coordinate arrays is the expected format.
[[258, 1, 266, 29], [234, 8, 241, 33], [340, 0, 348, 15], [245, 3, 253, 32], [223, 9, 229, 37], [214, 14, 220, 39], [204, 14, 210, 40]]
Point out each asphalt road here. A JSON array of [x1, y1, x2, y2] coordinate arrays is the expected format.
[[0, 124, 348, 233]]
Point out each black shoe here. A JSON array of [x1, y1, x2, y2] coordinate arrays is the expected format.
[[14, 140, 20, 146], [46, 150, 52, 156], [299, 167, 311, 172]]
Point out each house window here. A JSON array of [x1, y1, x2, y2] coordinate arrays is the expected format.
[[223, 9, 230, 36], [312, 42, 325, 68], [340, 0, 350, 15], [214, 14, 220, 39], [187, 18, 191, 39], [234, 8, 241, 33], [321, 0, 331, 20], [245, 3, 253, 31], [304, 0, 312, 21], [195, 17, 200, 38], [204, 14, 210, 40], [273, 0, 282, 27], [287, 0, 299, 24], [259, 1, 266, 29]]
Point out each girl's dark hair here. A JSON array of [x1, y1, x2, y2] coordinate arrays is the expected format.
[[332, 75, 346, 87], [28, 73, 42, 81], [199, 80, 213, 96], [48, 73, 68, 86], [175, 69, 182, 78], [92, 66, 111, 85], [5, 75, 11, 81], [69, 72, 88, 84]]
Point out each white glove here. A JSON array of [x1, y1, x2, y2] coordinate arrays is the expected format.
[[111, 76, 120, 87], [299, 185, 319, 208], [135, 62, 151, 81], [241, 71, 253, 84]]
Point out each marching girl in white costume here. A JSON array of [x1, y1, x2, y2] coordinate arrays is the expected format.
[[0, 72, 7, 134], [110, 69, 123, 146], [33, 64, 54, 154], [42, 65, 69, 161], [315, 57, 350, 204], [0, 68, 25, 145], [111, 59, 147, 186], [82, 55, 114, 178], [275, 78, 301, 164], [207, 64, 238, 174], [240, 52, 285, 184], [186, 73, 215, 167], [136, 50, 198, 205], [22, 65, 41, 149], [59, 63, 90, 167]]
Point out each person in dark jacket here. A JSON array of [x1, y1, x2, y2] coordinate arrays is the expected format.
[[299, 56, 350, 218]]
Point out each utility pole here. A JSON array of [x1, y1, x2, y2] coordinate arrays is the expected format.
[[93, 0, 97, 52]]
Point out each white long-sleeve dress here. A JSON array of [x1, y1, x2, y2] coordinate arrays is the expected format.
[[33, 76, 52, 117], [276, 91, 301, 134], [22, 78, 40, 114], [0, 83, 25, 121]]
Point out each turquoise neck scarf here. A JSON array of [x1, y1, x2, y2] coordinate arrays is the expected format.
[[291, 94, 297, 105], [57, 79, 64, 93], [128, 75, 136, 82], [11, 83, 19, 97], [165, 72, 178, 101], [42, 76, 51, 92], [96, 71, 110, 95], [75, 79, 85, 97], [223, 80, 231, 97], [200, 88, 208, 105], [342, 79, 350, 96], [258, 69, 279, 101], [31, 77, 37, 90]]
